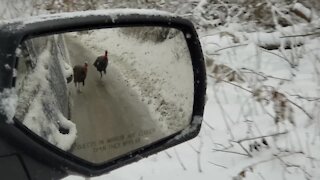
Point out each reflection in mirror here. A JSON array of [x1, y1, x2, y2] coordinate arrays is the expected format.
[[14, 27, 194, 164]]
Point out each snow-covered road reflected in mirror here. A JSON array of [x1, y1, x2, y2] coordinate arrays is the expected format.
[[15, 27, 194, 164]]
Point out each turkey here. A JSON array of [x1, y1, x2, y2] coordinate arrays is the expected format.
[[93, 50, 109, 78], [73, 62, 88, 91]]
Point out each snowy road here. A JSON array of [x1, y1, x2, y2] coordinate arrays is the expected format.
[[65, 36, 166, 163]]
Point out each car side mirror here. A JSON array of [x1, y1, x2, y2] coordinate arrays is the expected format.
[[0, 10, 206, 179]]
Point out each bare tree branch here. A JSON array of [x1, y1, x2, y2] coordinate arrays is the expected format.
[[214, 44, 248, 53], [209, 74, 253, 94], [208, 161, 227, 169], [236, 141, 253, 157], [280, 32, 320, 38], [274, 154, 312, 179], [209, 74, 314, 122], [240, 67, 291, 82], [258, 173, 266, 180], [164, 151, 172, 159], [188, 141, 204, 173], [174, 148, 187, 171], [213, 87, 235, 139], [212, 148, 250, 157], [286, 98, 314, 120], [259, 47, 296, 68], [234, 152, 305, 178], [234, 131, 288, 143], [287, 93, 320, 102], [203, 120, 215, 130]]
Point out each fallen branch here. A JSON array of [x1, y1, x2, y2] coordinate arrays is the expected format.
[[258, 173, 266, 180], [208, 74, 253, 94], [208, 161, 227, 169], [233, 131, 288, 143], [164, 151, 172, 159], [203, 120, 215, 130], [234, 152, 304, 178], [212, 142, 233, 149], [174, 148, 187, 170], [236, 141, 253, 157], [213, 89, 235, 139], [287, 93, 320, 102], [280, 32, 320, 38], [230, 131, 288, 158], [258, 101, 276, 119], [212, 148, 250, 157], [214, 43, 248, 53], [258, 47, 296, 68], [240, 68, 291, 82], [287, 98, 314, 120], [274, 154, 312, 179], [188, 141, 203, 173]]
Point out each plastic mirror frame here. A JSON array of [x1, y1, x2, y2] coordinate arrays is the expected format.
[[0, 10, 206, 177]]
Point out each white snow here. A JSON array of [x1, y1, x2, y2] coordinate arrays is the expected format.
[[55, 111, 77, 150], [15, 37, 77, 151], [62, 61, 73, 81], [0, 88, 18, 124]]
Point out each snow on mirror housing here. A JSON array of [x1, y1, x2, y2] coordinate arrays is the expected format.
[[0, 11, 205, 177], [15, 27, 194, 164]]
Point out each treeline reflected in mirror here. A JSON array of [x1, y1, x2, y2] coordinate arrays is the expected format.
[[14, 27, 194, 163]]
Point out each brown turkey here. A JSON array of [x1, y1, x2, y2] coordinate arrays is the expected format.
[[73, 62, 88, 90], [93, 50, 109, 78]]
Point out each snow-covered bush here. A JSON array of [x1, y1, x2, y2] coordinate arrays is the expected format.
[[200, 1, 320, 178]]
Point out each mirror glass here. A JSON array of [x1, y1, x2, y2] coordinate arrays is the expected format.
[[14, 27, 194, 164]]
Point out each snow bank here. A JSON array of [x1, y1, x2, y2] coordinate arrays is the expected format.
[[0, 88, 18, 124], [15, 36, 77, 151]]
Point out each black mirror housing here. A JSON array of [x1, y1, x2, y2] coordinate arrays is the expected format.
[[0, 9, 206, 179]]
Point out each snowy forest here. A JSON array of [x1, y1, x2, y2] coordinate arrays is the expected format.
[[1, 0, 320, 180]]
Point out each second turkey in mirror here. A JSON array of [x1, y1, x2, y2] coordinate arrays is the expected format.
[[15, 27, 194, 164]]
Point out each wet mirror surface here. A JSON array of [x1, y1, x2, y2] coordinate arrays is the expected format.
[[15, 27, 194, 163]]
